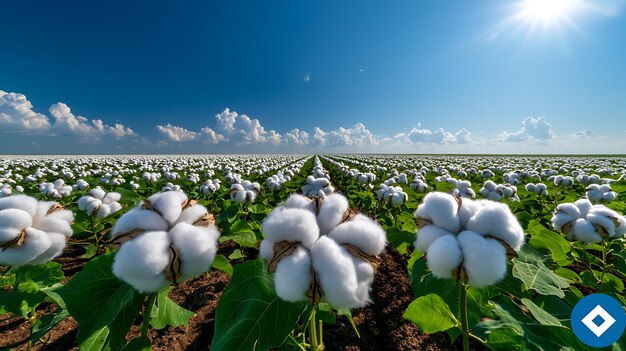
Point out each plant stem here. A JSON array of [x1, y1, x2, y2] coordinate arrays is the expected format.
[[599, 240, 609, 287], [460, 283, 469, 351], [308, 307, 318, 350], [141, 293, 158, 338]]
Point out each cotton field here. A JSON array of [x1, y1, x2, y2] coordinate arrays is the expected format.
[[1, 154, 626, 351]]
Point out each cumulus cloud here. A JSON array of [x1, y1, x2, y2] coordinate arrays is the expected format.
[[284, 128, 310, 145], [49, 103, 134, 138], [395, 127, 476, 145], [573, 129, 594, 139], [0, 90, 51, 131], [157, 124, 198, 142], [200, 127, 225, 144], [498, 117, 553, 142], [311, 123, 378, 147]]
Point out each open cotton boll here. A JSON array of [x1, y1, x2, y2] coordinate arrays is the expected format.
[[109, 202, 122, 214], [274, 246, 313, 302], [427, 235, 463, 279], [0, 195, 38, 217], [317, 193, 349, 235], [465, 202, 525, 251], [0, 228, 52, 266], [574, 199, 593, 217], [168, 223, 219, 279], [571, 219, 601, 242], [175, 204, 209, 225], [555, 203, 582, 221], [458, 199, 488, 228], [90, 187, 106, 200], [32, 217, 73, 237], [311, 236, 361, 309], [327, 214, 386, 256], [0, 209, 32, 241], [96, 204, 112, 219], [259, 239, 276, 261], [285, 194, 315, 214], [27, 232, 67, 265], [45, 209, 74, 223], [111, 209, 169, 237], [351, 257, 375, 306], [103, 192, 121, 204], [78, 196, 96, 211], [457, 231, 507, 287], [147, 191, 187, 226], [415, 225, 456, 254], [112, 231, 172, 293], [414, 192, 461, 233], [86, 199, 103, 215], [262, 208, 319, 249]]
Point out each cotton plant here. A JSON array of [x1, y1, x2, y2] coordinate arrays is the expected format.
[[73, 179, 90, 191], [109, 190, 220, 293], [551, 199, 626, 243], [267, 175, 288, 191], [1, 184, 12, 198], [162, 182, 181, 192], [550, 175, 574, 187], [524, 183, 548, 196], [39, 179, 73, 199], [585, 184, 618, 203], [302, 176, 334, 198], [78, 187, 122, 219], [479, 181, 519, 201], [410, 178, 429, 193], [230, 180, 261, 203], [449, 178, 475, 199], [376, 184, 408, 206], [0, 195, 75, 266], [355, 172, 376, 186], [199, 179, 221, 195], [259, 193, 386, 349]]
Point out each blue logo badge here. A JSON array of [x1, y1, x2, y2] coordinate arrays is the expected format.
[[571, 294, 626, 348]]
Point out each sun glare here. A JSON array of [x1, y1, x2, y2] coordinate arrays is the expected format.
[[521, 0, 574, 23]]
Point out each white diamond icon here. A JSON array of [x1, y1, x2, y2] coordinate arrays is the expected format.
[[582, 305, 616, 337]]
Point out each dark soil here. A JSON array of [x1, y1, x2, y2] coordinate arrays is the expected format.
[[0, 243, 473, 351]]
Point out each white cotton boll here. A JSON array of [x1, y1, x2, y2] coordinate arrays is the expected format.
[[484, 180, 497, 191], [311, 236, 360, 309], [78, 196, 96, 211], [555, 203, 582, 220], [90, 187, 106, 200], [458, 199, 488, 228], [414, 192, 461, 233], [245, 190, 258, 202], [274, 246, 313, 302], [586, 190, 603, 203], [351, 257, 375, 306], [103, 192, 121, 204], [285, 194, 315, 214], [27, 232, 67, 265], [112, 231, 172, 293], [603, 192, 618, 202], [176, 204, 209, 225], [109, 202, 122, 214], [0, 209, 33, 242], [458, 231, 507, 287], [551, 212, 575, 233], [327, 214, 386, 256], [571, 219, 601, 242], [391, 192, 407, 205], [169, 223, 219, 280], [234, 190, 248, 203], [323, 186, 334, 195], [46, 209, 74, 223], [262, 208, 319, 249], [148, 191, 186, 226], [0, 195, 38, 216], [426, 235, 462, 280], [586, 212, 617, 237], [259, 239, 275, 261], [0, 228, 52, 266], [85, 199, 102, 216], [111, 209, 169, 237], [465, 202, 525, 251], [574, 199, 593, 217], [525, 183, 536, 192], [317, 193, 349, 236], [32, 217, 73, 237], [96, 204, 112, 219], [316, 189, 327, 198], [414, 225, 455, 254]]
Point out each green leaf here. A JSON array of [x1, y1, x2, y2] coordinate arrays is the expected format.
[[228, 249, 244, 260], [211, 254, 233, 276], [15, 261, 65, 288], [387, 227, 416, 254], [521, 298, 562, 326], [403, 294, 458, 333], [58, 253, 143, 351], [30, 309, 70, 343], [123, 336, 152, 351], [512, 260, 569, 298], [527, 222, 572, 266], [149, 287, 195, 330], [211, 260, 307, 351], [522, 324, 586, 351], [83, 243, 98, 259], [220, 220, 258, 248]]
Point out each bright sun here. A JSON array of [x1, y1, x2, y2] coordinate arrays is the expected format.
[[522, 0, 574, 22]]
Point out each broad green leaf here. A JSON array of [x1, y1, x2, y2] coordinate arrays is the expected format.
[[122, 336, 152, 351], [58, 253, 143, 351], [228, 249, 244, 260], [403, 294, 458, 333], [387, 227, 416, 254], [211, 260, 307, 351], [527, 222, 572, 266], [15, 261, 65, 288], [30, 309, 70, 343], [211, 254, 233, 276], [149, 287, 195, 330], [521, 298, 562, 326], [512, 260, 569, 298], [522, 325, 586, 351]]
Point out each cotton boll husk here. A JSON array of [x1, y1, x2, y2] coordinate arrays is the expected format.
[[317, 193, 349, 235], [90, 187, 106, 200], [0, 209, 32, 242], [327, 214, 386, 256], [415, 225, 456, 253], [111, 209, 169, 238], [147, 191, 186, 226], [176, 204, 209, 225], [27, 232, 67, 265], [0, 228, 52, 266], [262, 208, 319, 249], [285, 194, 315, 214], [112, 231, 172, 293], [311, 236, 360, 309], [457, 231, 507, 287], [571, 219, 602, 243], [33, 202, 62, 223], [426, 235, 462, 280], [414, 192, 460, 233], [465, 202, 525, 251], [169, 223, 219, 279], [32, 217, 73, 237], [96, 204, 112, 219], [274, 246, 313, 302], [0, 195, 38, 216]]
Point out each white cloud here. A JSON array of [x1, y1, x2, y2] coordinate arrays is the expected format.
[[48, 103, 135, 138], [0, 90, 51, 131], [312, 123, 378, 147], [573, 129, 594, 139], [156, 124, 198, 142], [284, 128, 310, 145], [498, 116, 553, 142], [200, 127, 225, 144], [395, 127, 476, 145]]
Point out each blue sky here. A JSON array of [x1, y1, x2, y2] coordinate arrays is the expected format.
[[1, 0, 625, 153]]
